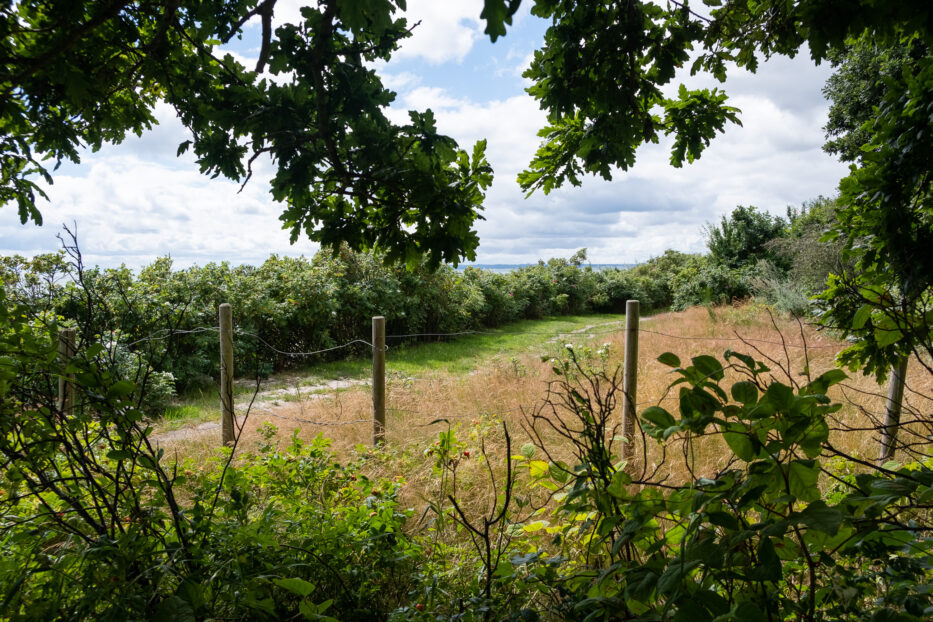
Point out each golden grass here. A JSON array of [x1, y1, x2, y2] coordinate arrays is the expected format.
[[160, 303, 933, 522]]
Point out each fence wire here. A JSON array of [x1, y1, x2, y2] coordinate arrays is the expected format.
[[118, 318, 843, 359], [127, 312, 876, 446], [235, 329, 377, 358], [124, 326, 220, 347]]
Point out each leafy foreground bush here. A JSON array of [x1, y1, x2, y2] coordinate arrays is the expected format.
[[0, 288, 430, 621], [487, 348, 933, 621], [3, 280, 931, 621]]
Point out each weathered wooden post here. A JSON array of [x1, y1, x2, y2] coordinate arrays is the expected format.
[[219, 303, 235, 446], [372, 316, 386, 445], [58, 328, 76, 417], [879, 357, 909, 464], [621, 300, 640, 467]]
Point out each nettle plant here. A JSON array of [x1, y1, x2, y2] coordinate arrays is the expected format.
[[514, 348, 933, 621]]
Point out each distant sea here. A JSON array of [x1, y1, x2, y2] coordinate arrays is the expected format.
[[457, 263, 638, 273]]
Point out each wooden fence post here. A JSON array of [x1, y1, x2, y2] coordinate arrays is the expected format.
[[58, 328, 76, 417], [372, 316, 386, 445], [219, 303, 235, 447], [621, 300, 640, 467], [879, 357, 909, 464]]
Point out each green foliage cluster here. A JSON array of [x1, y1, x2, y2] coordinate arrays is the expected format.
[[817, 36, 933, 381], [0, 286, 433, 620], [492, 347, 933, 620], [0, 245, 712, 397], [661, 198, 848, 316], [704, 206, 788, 271], [1, 0, 492, 266]]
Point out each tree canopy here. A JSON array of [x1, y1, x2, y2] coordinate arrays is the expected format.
[[817, 35, 932, 378], [1, 0, 492, 267], [2, 0, 931, 287], [704, 205, 786, 270]]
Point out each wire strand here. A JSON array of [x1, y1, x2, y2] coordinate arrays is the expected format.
[[235, 329, 378, 357], [123, 326, 220, 347]]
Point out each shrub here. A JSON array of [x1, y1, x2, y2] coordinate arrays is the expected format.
[[0, 288, 432, 619], [749, 259, 814, 316], [670, 256, 752, 310], [495, 346, 933, 621], [705, 204, 788, 269]]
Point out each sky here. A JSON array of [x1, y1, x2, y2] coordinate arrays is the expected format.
[[0, 1, 850, 269]]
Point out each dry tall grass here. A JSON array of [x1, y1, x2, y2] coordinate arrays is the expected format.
[[162, 303, 933, 521]]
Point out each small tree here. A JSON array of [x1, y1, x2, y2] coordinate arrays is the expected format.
[[704, 205, 787, 270]]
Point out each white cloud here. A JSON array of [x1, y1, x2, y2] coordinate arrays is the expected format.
[[379, 70, 421, 91], [1, 7, 850, 269], [266, 0, 484, 65], [2, 156, 318, 268], [381, 51, 846, 265], [394, 0, 484, 64]]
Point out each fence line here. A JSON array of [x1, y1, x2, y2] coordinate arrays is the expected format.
[[124, 325, 220, 347], [236, 330, 378, 358], [110, 303, 859, 451], [113, 322, 840, 358]]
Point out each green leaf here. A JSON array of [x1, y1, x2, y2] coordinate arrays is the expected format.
[[607, 469, 631, 498], [731, 381, 758, 405], [787, 460, 820, 502], [747, 537, 781, 582], [724, 428, 756, 462], [153, 596, 195, 622], [138, 454, 159, 470], [733, 600, 767, 622], [817, 369, 847, 388], [799, 419, 829, 458], [762, 383, 794, 411], [796, 500, 843, 535], [657, 560, 699, 596], [274, 577, 315, 598], [852, 304, 872, 329], [528, 460, 549, 477], [691, 355, 724, 380], [641, 406, 676, 429], [106, 380, 135, 399], [658, 352, 681, 367], [874, 326, 903, 347]]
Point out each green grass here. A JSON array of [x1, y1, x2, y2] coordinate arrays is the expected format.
[[155, 403, 215, 431], [314, 313, 626, 377]]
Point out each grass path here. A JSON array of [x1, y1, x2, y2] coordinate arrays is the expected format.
[[152, 313, 626, 441]]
